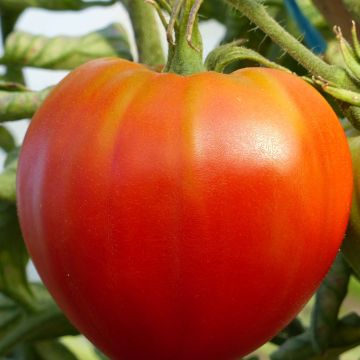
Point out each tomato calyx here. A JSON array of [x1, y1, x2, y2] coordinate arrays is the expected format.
[[157, 0, 205, 75]]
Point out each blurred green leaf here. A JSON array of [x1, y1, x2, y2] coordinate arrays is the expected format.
[[0, 0, 115, 11], [0, 201, 33, 311], [0, 126, 15, 153], [0, 157, 17, 202], [0, 301, 77, 356], [4, 147, 20, 168], [10, 343, 40, 359], [0, 294, 22, 338], [2, 24, 132, 70], [0, 6, 25, 84], [0, 87, 51, 122], [199, 0, 228, 23]]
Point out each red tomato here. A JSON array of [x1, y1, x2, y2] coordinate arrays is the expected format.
[[17, 58, 352, 360]]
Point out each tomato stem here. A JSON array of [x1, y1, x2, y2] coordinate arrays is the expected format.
[[164, 0, 205, 75], [121, 0, 165, 66], [225, 0, 357, 90]]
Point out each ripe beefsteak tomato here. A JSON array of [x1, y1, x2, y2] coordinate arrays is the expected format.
[[17, 58, 353, 360]]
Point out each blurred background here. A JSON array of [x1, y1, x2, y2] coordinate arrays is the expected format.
[[2, 1, 360, 358]]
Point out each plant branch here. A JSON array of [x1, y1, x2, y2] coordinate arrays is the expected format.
[[165, 0, 205, 75], [121, 0, 165, 66], [224, 0, 355, 89]]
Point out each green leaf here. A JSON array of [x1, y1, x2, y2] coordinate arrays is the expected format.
[[0, 158, 17, 202], [0, 87, 51, 122], [4, 147, 20, 168], [0, 125, 16, 153], [23, 284, 78, 341], [10, 343, 41, 360], [0, 294, 22, 338], [0, 201, 33, 310], [0, 0, 115, 11], [0, 300, 78, 356], [2, 24, 133, 70]]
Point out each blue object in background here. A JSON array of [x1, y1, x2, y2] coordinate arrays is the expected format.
[[284, 0, 327, 54]]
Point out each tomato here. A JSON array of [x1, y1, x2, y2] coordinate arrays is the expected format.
[[17, 58, 352, 360]]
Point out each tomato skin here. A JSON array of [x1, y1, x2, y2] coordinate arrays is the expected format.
[[17, 58, 352, 360]]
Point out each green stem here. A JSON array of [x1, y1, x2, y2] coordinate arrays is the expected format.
[[224, 0, 355, 89], [165, 0, 205, 75], [121, 0, 165, 66]]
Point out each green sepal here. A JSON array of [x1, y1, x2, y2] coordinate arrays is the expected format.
[[2, 24, 132, 71], [335, 26, 360, 81], [351, 21, 360, 60], [205, 41, 291, 73], [314, 76, 360, 106]]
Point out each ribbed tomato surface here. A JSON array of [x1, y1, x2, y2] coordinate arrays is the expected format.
[[17, 58, 353, 360]]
